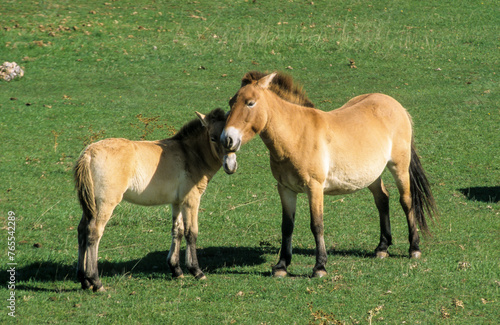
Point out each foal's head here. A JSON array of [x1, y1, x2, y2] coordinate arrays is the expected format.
[[194, 108, 237, 174], [221, 71, 313, 158]]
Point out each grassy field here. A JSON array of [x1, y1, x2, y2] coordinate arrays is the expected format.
[[1, 0, 498, 323]]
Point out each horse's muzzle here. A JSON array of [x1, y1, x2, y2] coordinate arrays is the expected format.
[[220, 127, 242, 152], [223, 153, 238, 174]]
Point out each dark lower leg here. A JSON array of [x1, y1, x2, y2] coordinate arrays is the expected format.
[[272, 215, 294, 276], [273, 184, 296, 277], [401, 196, 421, 258], [168, 208, 184, 278]]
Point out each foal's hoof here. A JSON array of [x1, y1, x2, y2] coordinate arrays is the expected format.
[[410, 251, 422, 259], [312, 270, 327, 278], [272, 269, 288, 278], [375, 251, 389, 259]]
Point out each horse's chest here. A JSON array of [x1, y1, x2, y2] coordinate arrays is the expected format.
[[270, 160, 308, 193]]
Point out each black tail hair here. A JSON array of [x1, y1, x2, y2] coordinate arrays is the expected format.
[[409, 141, 438, 234]]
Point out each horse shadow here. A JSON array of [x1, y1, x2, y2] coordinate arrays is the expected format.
[[0, 247, 274, 292], [458, 186, 499, 203], [1, 245, 402, 291]]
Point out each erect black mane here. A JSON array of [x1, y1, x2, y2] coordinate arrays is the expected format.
[[241, 71, 315, 108], [171, 108, 226, 141]]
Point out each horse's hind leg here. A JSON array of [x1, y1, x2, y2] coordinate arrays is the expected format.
[[79, 203, 115, 291], [368, 178, 392, 258], [272, 183, 297, 277], [388, 162, 421, 258], [167, 204, 184, 278], [77, 214, 92, 289]]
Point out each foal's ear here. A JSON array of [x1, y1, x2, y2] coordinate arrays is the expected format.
[[258, 72, 277, 89], [195, 111, 208, 127]]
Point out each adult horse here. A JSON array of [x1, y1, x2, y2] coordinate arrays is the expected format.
[[74, 109, 232, 291], [221, 71, 437, 278]]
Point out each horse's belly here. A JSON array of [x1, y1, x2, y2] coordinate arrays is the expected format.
[[123, 186, 177, 206], [123, 173, 180, 206], [322, 176, 366, 195], [322, 166, 383, 195]]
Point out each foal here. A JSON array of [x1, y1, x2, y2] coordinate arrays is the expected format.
[[75, 109, 228, 291], [221, 71, 437, 278]]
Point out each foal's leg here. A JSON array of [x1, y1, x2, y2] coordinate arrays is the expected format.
[[77, 213, 91, 289], [167, 204, 184, 278], [308, 183, 327, 278], [79, 202, 115, 291], [272, 183, 297, 277], [368, 177, 392, 258], [388, 162, 421, 258], [182, 196, 206, 280]]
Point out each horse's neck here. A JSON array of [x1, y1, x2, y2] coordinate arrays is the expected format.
[[182, 135, 220, 175], [260, 98, 315, 161]]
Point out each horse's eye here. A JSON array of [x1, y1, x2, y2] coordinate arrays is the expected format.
[[247, 101, 256, 108], [210, 136, 217, 142]]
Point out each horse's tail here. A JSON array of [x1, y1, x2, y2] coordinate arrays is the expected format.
[[74, 150, 96, 218], [409, 140, 438, 234]]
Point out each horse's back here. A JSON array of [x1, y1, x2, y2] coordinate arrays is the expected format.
[[82, 138, 184, 206], [334, 93, 408, 119], [319, 94, 413, 194], [328, 93, 412, 141]]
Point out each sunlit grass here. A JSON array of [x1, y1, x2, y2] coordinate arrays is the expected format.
[[0, 0, 498, 324]]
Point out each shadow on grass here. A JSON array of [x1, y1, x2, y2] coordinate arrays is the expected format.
[[1, 246, 402, 291], [458, 186, 500, 203]]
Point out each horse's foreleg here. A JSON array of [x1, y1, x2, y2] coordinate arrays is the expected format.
[[167, 204, 184, 278], [272, 184, 297, 277], [308, 183, 327, 278], [369, 178, 392, 258], [182, 197, 206, 280]]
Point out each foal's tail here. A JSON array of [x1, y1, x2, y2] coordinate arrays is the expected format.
[[409, 141, 438, 234], [74, 151, 96, 218]]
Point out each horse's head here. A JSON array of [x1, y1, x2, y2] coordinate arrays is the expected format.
[[196, 109, 238, 174], [220, 72, 277, 161]]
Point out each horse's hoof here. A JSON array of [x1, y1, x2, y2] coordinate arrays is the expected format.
[[272, 269, 288, 278], [80, 278, 93, 290], [410, 251, 422, 259], [174, 274, 185, 279], [312, 270, 327, 278], [375, 251, 389, 259], [195, 273, 207, 280], [93, 285, 106, 293]]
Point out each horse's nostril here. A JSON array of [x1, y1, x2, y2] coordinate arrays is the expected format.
[[220, 132, 231, 149], [223, 136, 233, 149]]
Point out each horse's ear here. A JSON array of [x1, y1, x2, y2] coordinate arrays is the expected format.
[[258, 72, 277, 89], [195, 111, 208, 127]]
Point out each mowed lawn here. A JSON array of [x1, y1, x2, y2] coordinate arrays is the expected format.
[[0, 0, 498, 324]]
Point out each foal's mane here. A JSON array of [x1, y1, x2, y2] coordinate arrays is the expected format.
[[171, 108, 226, 141], [242, 71, 315, 108]]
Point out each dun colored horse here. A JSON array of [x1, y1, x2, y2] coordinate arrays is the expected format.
[[221, 71, 437, 278], [74, 109, 230, 291]]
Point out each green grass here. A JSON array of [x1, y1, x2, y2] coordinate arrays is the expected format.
[[1, 0, 498, 323]]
